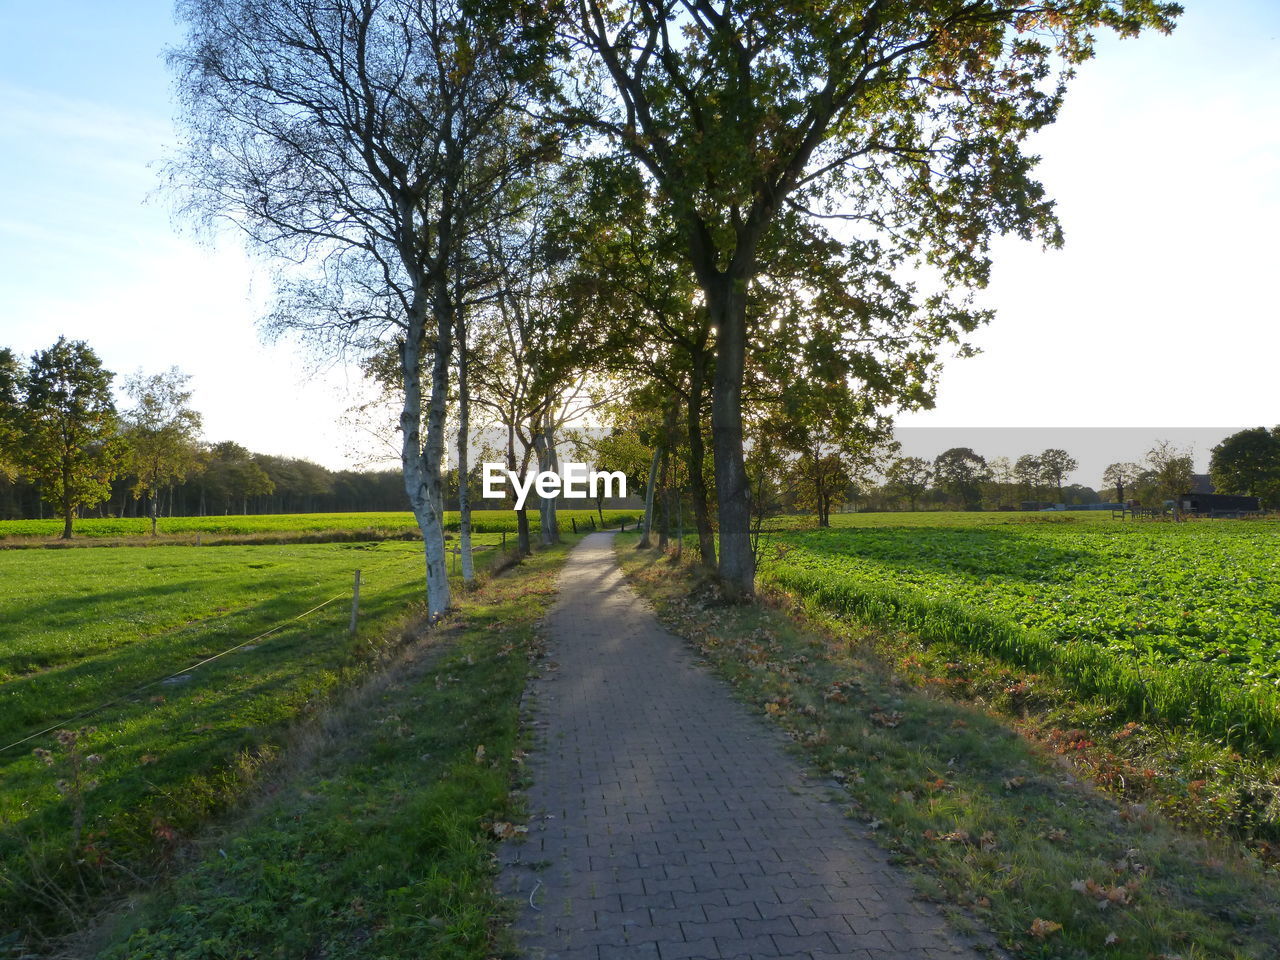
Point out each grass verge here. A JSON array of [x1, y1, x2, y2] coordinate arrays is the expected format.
[[53, 538, 573, 960], [618, 535, 1280, 960]]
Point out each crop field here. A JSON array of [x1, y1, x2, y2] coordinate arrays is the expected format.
[[0, 509, 640, 541], [758, 513, 1280, 751], [0, 538, 457, 927]]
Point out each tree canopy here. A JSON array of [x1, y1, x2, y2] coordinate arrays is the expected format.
[[18, 338, 121, 539]]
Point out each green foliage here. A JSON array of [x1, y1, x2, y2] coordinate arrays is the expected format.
[[17, 338, 121, 535], [1143, 440, 1195, 505], [0, 348, 20, 480], [1210, 426, 1280, 507], [884, 456, 932, 510], [758, 514, 1280, 752], [932, 447, 989, 510], [121, 368, 203, 510]]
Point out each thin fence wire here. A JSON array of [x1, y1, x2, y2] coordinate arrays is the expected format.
[[0, 550, 423, 756]]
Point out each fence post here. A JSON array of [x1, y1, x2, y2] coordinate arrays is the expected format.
[[571, 517, 578, 534], [349, 569, 361, 637], [502, 531, 507, 550]]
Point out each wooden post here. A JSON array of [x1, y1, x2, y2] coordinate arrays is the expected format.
[[571, 517, 578, 534], [502, 531, 507, 550], [349, 570, 361, 637]]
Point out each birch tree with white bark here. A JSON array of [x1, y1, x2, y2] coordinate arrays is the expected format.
[[170, 0, 555, 619]]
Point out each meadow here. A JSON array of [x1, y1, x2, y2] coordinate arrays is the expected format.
[[0, 537, 450, 931], [758, 512, 1280, 751], [0, 508, 640, 542]]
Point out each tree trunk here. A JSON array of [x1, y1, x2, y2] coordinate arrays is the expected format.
[[637, 446, 660, 548], [399, 289, 451, 621], [706, 278, 754, 599], [456, 307, 474, 584], [686, 353, 716, 570], [675, 487, 683, 560], [508, 427, 531, 556], [657, 444, 670, 551], [537, 412, 560, 546], [60, 458, 72, 539]]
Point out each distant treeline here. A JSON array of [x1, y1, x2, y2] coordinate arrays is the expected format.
[[0, 438, 409, 521], [0, 339, 414, 523]]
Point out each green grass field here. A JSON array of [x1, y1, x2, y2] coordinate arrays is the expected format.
[[0, 538, 451, 932], [0, 509, 640, 541], [758, 512, 1280, 750]]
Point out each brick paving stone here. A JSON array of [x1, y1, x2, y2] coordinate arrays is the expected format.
[[502, 533, 991, 959]]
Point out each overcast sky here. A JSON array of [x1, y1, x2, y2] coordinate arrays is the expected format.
[[0, 1, 1276, 477]]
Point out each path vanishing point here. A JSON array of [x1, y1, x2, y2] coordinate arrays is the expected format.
[[500, 532, 990, 960]]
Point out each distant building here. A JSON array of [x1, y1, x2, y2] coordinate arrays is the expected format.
[[1188, 474, 1215, 495], [1179, 492, 1261, 516]]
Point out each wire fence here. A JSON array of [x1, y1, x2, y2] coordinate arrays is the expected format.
[[0, 549, 424, 756]]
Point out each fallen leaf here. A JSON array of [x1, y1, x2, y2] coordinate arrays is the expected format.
[[1029, 917, 1062, 939]]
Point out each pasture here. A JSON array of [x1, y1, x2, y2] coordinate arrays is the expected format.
[[0, 509, 640, 542], [760, 512, 1280, 750], [0, 537, 450, 928]]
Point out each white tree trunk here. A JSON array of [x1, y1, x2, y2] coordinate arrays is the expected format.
[[534, 431, 551, 546], [399, 297, 451, 621], [539, 412, 560, 545]]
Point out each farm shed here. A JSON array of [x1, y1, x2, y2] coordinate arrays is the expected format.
[[1179, 492, 1261, 516]]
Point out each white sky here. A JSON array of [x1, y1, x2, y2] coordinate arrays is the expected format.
[[0, 1, 1277, 475]]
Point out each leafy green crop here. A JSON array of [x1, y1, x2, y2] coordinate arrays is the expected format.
[[759, 515, 1280, 752]]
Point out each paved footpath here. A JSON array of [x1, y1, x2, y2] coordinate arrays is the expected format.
[[501, 533, 988, 960]]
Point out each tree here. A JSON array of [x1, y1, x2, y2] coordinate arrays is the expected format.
[[122, 367, 203, 535], [885, 456, 931, 512], [933, 448, 989, 511], [0, 348, 21, 482], [986, 455, 1016, 509], [567, 0, 1180, 598], [19, 338, 121, 539], [557, 157, 720, 568], [567, 422, 653, 523], [1037, 448, 1079, 503], [202, 442, 276, 514], [1145, 440, 1194, 510], [1014, 453, 1043, 502], [469, 171, 608, 555], [1102, 461, 1142, 502], [1210, 427, 1280, 507], [171, 0, 555, 620]]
